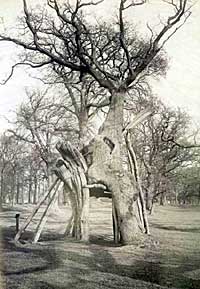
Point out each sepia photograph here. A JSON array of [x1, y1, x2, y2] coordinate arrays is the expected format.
[[0, 0, 200, 288]]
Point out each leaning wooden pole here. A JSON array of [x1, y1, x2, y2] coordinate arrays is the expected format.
[[125, 133, 150, 235], [64, 214, 74, 237], [14, 178, 59, 242], [33, 179, 62, 243], [112, 200, 120, 243]]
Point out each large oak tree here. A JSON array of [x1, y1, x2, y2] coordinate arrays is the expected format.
[[0, 0, 191, 244]]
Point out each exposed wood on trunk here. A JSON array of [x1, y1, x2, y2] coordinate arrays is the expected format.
[[55, 142, 90, 241], [84, 184, 107, 190]]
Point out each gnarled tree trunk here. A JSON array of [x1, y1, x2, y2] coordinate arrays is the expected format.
[[88, 91, 143, 244], [55, 142, 90, 242]]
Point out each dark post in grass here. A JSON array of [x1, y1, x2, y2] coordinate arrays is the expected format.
[[15, 213, 20, 233]]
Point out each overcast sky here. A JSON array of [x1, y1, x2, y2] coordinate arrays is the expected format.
[[0, 0, 200, 132]]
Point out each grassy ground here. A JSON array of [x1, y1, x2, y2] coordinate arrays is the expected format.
[[0, 198, 200, 289]]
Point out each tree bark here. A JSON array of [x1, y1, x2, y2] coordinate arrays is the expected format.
[[55, 143, 89, 242], [88, 91, 142, 244]]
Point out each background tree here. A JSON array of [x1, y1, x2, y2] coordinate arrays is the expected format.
[[171, 165, 200, 205], [0, 135, 29, 207], [8, 88, 75, 185], [132, 97, 198, 212]]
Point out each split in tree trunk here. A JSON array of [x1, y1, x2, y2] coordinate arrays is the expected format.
[[55, 142, 89, 242]]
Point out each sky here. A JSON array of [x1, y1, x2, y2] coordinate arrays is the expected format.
[[0, 0, 200, 132]]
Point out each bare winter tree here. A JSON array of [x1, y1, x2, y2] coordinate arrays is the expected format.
[[8, 88, 77, 182], [38, 74, 110, 149], [171, 165, 200, 205], [132, 100, 198, 212], [0, 134, 29, 207], [0, 0, 192, 244], [0, 135, 14, 209]]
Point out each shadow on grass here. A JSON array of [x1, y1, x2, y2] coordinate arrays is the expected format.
[[74, 238, 200, 289], [89, 234, 119, 248], [0, 205, 33, 213], [151, 223, 200, 233], [0, 207, 18, 212], [1, 226, 200, 289]]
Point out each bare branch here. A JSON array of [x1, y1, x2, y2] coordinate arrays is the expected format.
[[0, 0, 192, 94], [124, 0, 191, 88], [0, 61, 53, 85], [118, 0, 133, 79], [75, 0, 105, 9], [6, 129, 35, 144], [122, 0, 146, 10]]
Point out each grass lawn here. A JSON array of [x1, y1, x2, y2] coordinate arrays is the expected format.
[[0, 199, 200, 289]]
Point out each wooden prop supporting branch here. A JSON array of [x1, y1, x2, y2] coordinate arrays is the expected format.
[[125, 132, 150, 235], [14, 178, 59, 242], [33, 179, 62, 243], [64, 214, 74, 236], [112, 200, 120, 243], [136, 196, 145, 231]]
